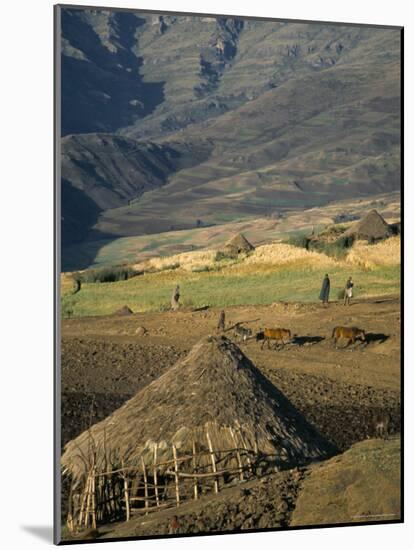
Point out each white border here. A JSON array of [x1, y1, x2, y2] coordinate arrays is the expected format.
[[1, 1, 411, 548]]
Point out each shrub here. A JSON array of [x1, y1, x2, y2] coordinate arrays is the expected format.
[[308, 235, 354, 259], [61, 295, 75, 318], [79, 266, 139, 284], [317, 224, 348, 238], [333, 213, 360, 224], [285, 234, 310, 250], [336, 235, 355, 249], [215, 250, 232, 261], [191, 265, 216, 273], [157, 262, 180, 272]]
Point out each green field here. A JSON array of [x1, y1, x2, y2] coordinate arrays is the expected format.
[[61, 263, 400, 318]]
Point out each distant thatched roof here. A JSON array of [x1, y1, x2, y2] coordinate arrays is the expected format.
[[62, 336, 334, 481], [223, 233, 255, 254], [114, 305, 134, 316], [343, 210, 393, 241]]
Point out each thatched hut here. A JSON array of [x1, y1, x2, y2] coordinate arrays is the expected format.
[[342, 209, 393, 241], [62, 336, 335, 530], [114, 305, 134, 316], [220, 233, 255, 257]]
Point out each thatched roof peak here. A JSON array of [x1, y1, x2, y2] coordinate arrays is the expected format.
[[62, 336, 334, 480], [343, 209, 392, 241], [225, 233, 255, 253], [114, 305, 134, 316]]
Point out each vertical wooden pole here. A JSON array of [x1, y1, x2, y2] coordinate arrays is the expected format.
[[107, 466, 114, 518], [172, 444, 180, 506], [67, 480, 74, 532], [103, 475, 110, 520], [122, 461, 131, 522], [78, 477, 89, 526], [153, 444, 160, 507], [206, 430, 219, 494], [110, 471, 118, 518], [229, 427, 244, 480], [238, 429, 253, 475], [84, 474, 92, 527], [91, 470, 97, 529], [141, 457, 149, 514], [96, 477, 101, 523], [124, 477, 130, 521], [192, 440, 198, 500]]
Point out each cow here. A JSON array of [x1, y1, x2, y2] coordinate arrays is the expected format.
[[331, 326, 366, 348], [256, 328, 292, 349], [233, 324, 252, 342]]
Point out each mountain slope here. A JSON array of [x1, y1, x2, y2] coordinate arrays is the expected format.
[[61, 133, 212, 244], [59, 7, 401, 265], [94, 61, 400, 237]]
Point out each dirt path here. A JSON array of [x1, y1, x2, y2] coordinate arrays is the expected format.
[[61, 297, 401, 450], [62, 296, 400, 389]]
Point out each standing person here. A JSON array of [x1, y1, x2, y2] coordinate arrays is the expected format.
[[217, 310, 225, 331], [319, 274, 330, 307], [171, 284, 180, 310], [344, 276, 354, 306]]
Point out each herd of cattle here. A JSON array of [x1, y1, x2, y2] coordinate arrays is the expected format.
[[227, 320, 367, 350], [220, 315, 394, 437]]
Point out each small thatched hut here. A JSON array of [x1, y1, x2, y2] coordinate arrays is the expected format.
[[62, 336, 334, 530], [218, 233, 255, 258], [342, 209, 393, 241], [114, 305, 134, 316]]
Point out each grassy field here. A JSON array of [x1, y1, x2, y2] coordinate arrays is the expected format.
[[62, 192, 400, 271], [61, 239, 400, 318]]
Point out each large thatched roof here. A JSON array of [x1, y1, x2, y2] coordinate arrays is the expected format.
[[62, 336, 334, 480], [343, 209, 392, 241]]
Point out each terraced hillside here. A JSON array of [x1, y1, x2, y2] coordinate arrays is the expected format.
[[59, 7, 401, 268]]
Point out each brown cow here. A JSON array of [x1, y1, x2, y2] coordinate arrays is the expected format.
[[332, 326, 366, 347], [257, 328, 292, 349]]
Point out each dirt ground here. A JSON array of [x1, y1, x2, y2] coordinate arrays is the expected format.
[[88, 437, 399, 540], [60, 296, 401, 539], [61, 296, 401, 448]]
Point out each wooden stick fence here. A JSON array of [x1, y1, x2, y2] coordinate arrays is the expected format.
[[192, 440, 198, 501], [206, 430, 219, 494], [66, 428, 262, 532]]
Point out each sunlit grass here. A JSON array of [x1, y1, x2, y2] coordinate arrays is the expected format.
[[346, 236, 400, 269], [61, 261, 400, 318]]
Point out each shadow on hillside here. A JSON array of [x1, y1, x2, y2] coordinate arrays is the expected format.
[[61, 10, 165, 135], [61, 233, 123, 272]]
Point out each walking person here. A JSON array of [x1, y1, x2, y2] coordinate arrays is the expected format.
[[344, 276, 354, 306], [319, 274, 330, 307]]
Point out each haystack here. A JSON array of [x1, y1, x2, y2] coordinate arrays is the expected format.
[[342, 210, 392, 241], [222, 233, 255, 255], [62, 336, 334, 529]]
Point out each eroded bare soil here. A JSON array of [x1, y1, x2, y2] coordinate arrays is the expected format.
[[60, 297, 401, 539], [61, 297, 401, 451]]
